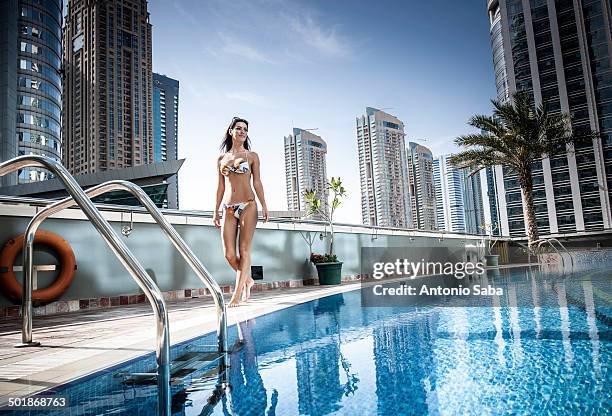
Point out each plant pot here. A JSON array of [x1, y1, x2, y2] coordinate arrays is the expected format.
[[485, 254, 500, 268], [314, 262, 343, 285]]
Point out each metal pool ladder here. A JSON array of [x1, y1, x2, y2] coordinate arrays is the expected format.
[[0, 156, 172, 415], [527, 237, 575, 271], [24, 180, 228, 385]]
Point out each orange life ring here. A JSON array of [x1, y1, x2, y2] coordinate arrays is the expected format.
[[0, 230, 76, 306]]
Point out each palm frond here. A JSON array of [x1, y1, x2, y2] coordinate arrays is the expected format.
[[449, 148, 511, 174], [452, 91, 599, 182]]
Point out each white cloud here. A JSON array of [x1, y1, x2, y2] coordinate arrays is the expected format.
[[288, 15, 350, 58], [200, 2, 352, 63], [218, 32, 276, 64], [225, 91, 274, 108], [172, 0, 199, 25]]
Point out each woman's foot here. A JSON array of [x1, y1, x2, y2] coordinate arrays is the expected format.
[[228, 295, 241, 307], [242, 277, 255, 302]]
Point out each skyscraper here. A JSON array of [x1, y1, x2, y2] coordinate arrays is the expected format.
[[481, 166, 502, 236], [487, 0, 612, 237], [356, 107, 412, 228], [0, 0, 63, 186], [462, 168, 485, 235], [153, 73, 179, 209], [434, 154, 486, 235], [284, 128, 328, 218], [433, 155, 466, 233], [63, 0, 153, 176], [406, 142, 436, 230]]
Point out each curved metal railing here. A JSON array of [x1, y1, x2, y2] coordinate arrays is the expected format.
[[22, 180, 228, 374], [536, 239, 566, 270], [544, 237, 574, 269], [0, 156, 171, 416], [527, 237, 575, 272]]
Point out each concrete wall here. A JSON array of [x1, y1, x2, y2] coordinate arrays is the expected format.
[[0, 200, 484, 307]]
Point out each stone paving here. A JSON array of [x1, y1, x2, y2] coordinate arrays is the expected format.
[[0, 282, 361, 405]]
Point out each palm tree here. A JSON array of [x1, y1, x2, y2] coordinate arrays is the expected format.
[[450, 92, 597, 245]]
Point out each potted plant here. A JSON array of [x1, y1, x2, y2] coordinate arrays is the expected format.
[[305, 177, 346, 285], [480, 222, 500, 267]]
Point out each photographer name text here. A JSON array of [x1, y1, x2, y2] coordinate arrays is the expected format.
[[372, 284, 503, 297]]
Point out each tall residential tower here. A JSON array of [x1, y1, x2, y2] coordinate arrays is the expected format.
[[356, 107, 412, 228], [406, 142, 436, 230], [284, 128, 328, 218], [481, 167, 502, 235], [462, 169, 485, 234], [433, 155, 466, 233], [63, 0, 153, 175], [434, 154, 486, 234], [152, 73, 179, 209], [487, 0, 612, 237]]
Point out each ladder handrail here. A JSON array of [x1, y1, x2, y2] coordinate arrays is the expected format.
[[536, 239, 566, 270], [0, 156, 171, 416], [545, 237, 575, 269], [529, 237, 575, 272], [23, 179, 228, 373]]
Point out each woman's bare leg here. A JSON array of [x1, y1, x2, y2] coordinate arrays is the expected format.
[[222, 210, 242, 307], [239, 205, 258, 302], [235, 203, 258, 304], [221, 210, 239, 270]]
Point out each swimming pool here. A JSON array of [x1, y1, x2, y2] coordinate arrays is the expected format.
[[5, 266, 611, 415]]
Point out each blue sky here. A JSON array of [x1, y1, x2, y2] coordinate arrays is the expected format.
[[148, 0, 497, 223]]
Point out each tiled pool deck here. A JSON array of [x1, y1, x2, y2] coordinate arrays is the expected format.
[[0, 282, 361, 406]]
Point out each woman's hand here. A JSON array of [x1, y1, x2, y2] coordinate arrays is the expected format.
[[214, 212, 221, 228], [262, 206, 269, 223]]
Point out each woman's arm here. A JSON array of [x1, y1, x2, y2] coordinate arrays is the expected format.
[[250, 151, 269, 222], [214, 155, 225, 228]]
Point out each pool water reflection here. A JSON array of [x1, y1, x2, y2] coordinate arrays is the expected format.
[[15, 267, 612, 415]]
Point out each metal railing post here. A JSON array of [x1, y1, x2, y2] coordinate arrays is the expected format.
[[0, 156, 171, 416]]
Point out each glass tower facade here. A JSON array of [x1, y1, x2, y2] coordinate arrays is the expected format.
[[433, 154, 485, 234], [482, 166, 502, 236], [490, 2, 510, 102], [487, 0, 612, 237], [433, 155, 466, 233], [0, 0, 63, 186], [462, 168, 485, 235]]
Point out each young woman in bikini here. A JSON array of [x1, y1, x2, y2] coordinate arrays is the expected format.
[[214, 117, 269, 307]]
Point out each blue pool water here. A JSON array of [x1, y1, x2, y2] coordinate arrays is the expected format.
[[8, 266, 612, 415]]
